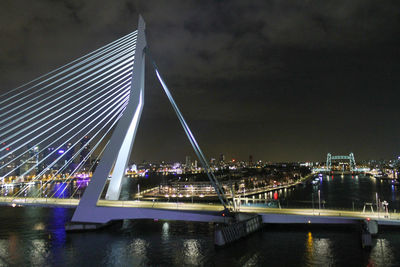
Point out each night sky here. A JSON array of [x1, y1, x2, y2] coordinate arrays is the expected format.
[[1, 0, 399, 162]]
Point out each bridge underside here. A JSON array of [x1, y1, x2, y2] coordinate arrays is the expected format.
[[71, 206, 228, 224], [260, 214, 359, 224]]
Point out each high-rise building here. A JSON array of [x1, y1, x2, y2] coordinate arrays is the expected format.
[[64, 142, 74, 163], [63, 142, 76, 173], [185, 156, 192, 168], [0, 142, 17, 177], [19, 145, 38, 177], [249, 155, 253, 167]]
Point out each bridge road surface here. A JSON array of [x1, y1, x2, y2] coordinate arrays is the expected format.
[[1, 197, 400, 226]]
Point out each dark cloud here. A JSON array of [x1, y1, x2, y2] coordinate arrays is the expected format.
[[1, 0, 399, 162]]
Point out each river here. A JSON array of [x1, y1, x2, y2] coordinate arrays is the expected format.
[[0, 173, 399, 266]]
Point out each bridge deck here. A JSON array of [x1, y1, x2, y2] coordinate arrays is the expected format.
[[1, 197, 400, 226]]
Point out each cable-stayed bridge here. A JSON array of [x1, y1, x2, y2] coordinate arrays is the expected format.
[[1, 16, 399, 245], [312, 152, 370, 173], [0, 15, 230, 225]]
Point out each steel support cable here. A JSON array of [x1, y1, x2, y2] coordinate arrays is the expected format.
[[0, 74, 132, 177], [0, 71, 135, 150], [0, 64, 133, 134], [0, 77, 132, 173], [45, 115, 119, 189], [0, 41, 137, 123], [0, 77, 131, 166], [0, 53, 136, 137], [49, 107, 126, 199], [12, 90, 130, 198], [0, 73, 131, 171], [159, 82, 227, 198], [0, 30, 137, 102], [0, 75, 132, 169], [14, 91, 129, 198], [157, 67, 228, 208], [0, 36, 136, 121], [0, 41, 137, 126], [0, 39, 136, 121], [0, 51, 136, 145], [1, 84, 130, 183], [4, 86, 130, 187], [149, 55, 229, 209], [0, 31, 137, 109], [0, 46, 136, 129], [17, 100, 127, 200], [35, 101, 127, 199]]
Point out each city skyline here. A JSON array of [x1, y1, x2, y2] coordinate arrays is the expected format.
[[1, 1, 399, 162]]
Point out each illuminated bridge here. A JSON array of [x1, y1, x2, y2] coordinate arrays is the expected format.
[[0, 15, 230, 225], [0, 16, 398, 244], [1, 196, 400, 227], [313, 152, 370, 173]]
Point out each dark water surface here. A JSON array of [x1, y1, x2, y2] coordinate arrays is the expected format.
[[1, 174, 400, 266]]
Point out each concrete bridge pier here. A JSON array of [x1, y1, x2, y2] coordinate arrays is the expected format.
[[214, 213, 263, 246], [361, 219, 378, 248]]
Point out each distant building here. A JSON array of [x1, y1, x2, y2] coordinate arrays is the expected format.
[[210, 158, 216, 166], [185, 155, 192, 168], [219, 153, 225, 163], [19, 145, 39, 176], [0, 142, 17, 177], [130, 164, 137, 172], [249, 155, 253, 167]]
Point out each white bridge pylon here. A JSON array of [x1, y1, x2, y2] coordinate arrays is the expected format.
[[72, 16, 228, 223], [71, 16, 146, 223]]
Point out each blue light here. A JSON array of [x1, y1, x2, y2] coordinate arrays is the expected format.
[[58, 149, 65, 154]]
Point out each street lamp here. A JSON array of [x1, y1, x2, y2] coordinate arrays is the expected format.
[[312, 192, 314, 215], [318, 189, 321, 213], [382, 200, 389, 218], [191, 185, 194, 203], [137, 184, 140, 201]]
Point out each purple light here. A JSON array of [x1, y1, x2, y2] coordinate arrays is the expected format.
[[76, 179, 90, 184], [58, 149, 65, 154]]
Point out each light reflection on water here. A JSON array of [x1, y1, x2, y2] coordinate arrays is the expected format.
[[0, 207, 400, 266], [0, 239, 9, 266], [182, 239, 202, 266], [305, 231, 313, 264], [242, 252, 261, 267], [281, 174, 400, 211], [128, 239, 148, 258], [161, 222, 169, 241], [303, 232, 333, 266], [30, 239, 47, 267], [370, 239, 396, 267], [0, 174, 400, 265]]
